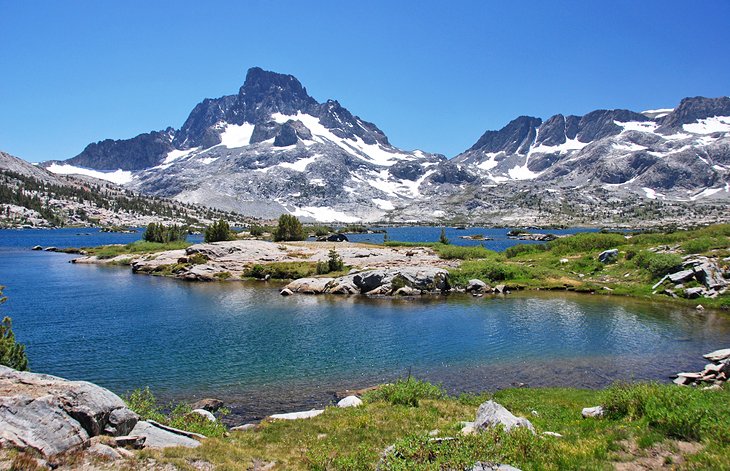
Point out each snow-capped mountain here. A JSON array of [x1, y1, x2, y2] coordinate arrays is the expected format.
[[452, 96, 730, 201], [47, 67, 443, 221], [43, 67, 729, 224]]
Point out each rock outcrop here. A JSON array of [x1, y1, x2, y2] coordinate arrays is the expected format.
[[673, 348, 730, 387], [653, 255, 729, 300], [282, 267, 451, 296], [0, 365, 138, 457]]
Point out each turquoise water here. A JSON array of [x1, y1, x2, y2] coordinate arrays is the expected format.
[[1, 228, 728, 422]]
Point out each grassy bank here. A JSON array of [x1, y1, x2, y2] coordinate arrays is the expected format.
[[437, 224, 730, 310], [83, 240, 192, 259], [129, 379, 729, 470]]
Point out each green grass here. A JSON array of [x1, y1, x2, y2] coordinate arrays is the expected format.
[[432, 223, 730, 310], [140, 382, 729, 470], [124, 387, 229, 438], [85, 240, 191, 259], [242, 262, 350, 280]]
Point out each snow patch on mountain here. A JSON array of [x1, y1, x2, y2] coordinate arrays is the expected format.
[[372, 198, 395, 210], [47, 164, 134, 185], [219, 123, 256, 148], [683, 116, 730, 134], [271, 112, 409, 166], [615, 120, 658, 133], [163, 148, 198, 164], [291, 206, 361, 223], [530, 137, 588, 155]]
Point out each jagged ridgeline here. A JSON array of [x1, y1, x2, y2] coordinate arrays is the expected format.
[[0, 152, 246, 228], [27, 68, 730, 225]]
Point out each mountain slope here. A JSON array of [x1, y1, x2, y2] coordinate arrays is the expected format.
[[1, 151, 244, 228]]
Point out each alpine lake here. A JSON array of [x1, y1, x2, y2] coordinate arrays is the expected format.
[[1, 227, 728, 424]]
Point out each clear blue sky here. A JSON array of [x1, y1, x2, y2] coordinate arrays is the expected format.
[[1, 0, 729, 162]]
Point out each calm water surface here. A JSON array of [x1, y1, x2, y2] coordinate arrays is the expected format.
[[1, 228, 728, 422]]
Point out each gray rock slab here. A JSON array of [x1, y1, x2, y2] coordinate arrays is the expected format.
[[129, 421, 200, 449]]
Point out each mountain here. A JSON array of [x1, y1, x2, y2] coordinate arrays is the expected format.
[[46, 68, 443, 221], [42, 68, 729, 225], [451, 96, 730, 199]]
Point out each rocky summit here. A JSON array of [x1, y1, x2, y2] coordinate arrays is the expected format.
[[41, 68, 730, 224]]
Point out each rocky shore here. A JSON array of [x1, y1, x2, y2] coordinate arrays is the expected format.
[[72, 239, 458, 282]]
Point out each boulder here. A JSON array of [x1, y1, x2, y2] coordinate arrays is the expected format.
[[684, 287, 705, 299], [191, 398, 224, 412], [191, 409, 216, 422], [280, 288, 294, 296], [581, 406, 604, 418], [129, 421, 200, 449], [284, 277, 334, 294], [494, 284, 507, 294], [87, 442, 122, 460], [598, 249, 618, 263], [269, 409, 324, 420], [694, 263, 728, 289], [32, 245, 42, 250], [466, 279, 488, 292], [474, 400, 534, 433], [0, 366, 138, 457], [337, 396, 363, 408], [316, 233, 349, 242]]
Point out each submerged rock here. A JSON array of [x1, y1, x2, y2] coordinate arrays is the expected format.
[[283, 267, 450, 296]]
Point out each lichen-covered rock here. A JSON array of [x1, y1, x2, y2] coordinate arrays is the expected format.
[[0, 365, 138, 457]]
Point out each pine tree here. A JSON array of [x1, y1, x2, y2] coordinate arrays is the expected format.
[[274, 214, 306, 241], [439, 227, 450, 245], [204, 219, 232, 242], [0, 289, 28, 371]]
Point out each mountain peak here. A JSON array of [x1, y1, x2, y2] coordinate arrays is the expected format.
[[240, 67, 313, 103]]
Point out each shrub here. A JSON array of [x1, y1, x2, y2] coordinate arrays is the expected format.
[[187, 253, 209, 265], [204, 219, 233, 243], [316, 249, 345, 274], [681, 236, 728, 254], [633, 251, 683, 278], [547, 232, 626, 255], [505, 243, 548, 258], [274, 214, 306, 241], [244, 262, 318, 279], [248, 224, 265, 237], [143, 222, 188, 243], [364, 378, 445, 407], [439, 227, 450, 245]]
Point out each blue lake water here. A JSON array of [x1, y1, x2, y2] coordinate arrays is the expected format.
[[1, 228, 728, 422]]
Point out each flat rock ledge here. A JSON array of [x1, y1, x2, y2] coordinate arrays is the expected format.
[[283, 267, 450, 296], [673, 348, 730, 388]]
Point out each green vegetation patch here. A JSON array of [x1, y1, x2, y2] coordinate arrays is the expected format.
[[85, 240, 192, 259], [142, 382, 729, 470]]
